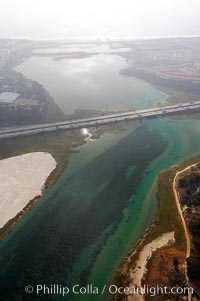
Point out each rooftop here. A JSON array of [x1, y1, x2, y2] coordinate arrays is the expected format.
[[0, 92, 20, 103]]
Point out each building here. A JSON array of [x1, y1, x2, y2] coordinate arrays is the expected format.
[[0, 92, 20, 104]]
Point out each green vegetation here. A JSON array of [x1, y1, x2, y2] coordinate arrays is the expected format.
[[0, 124, 167, 301], [0, 69, 65, 126], [117, 155, 200, 301], [178, 171, 200, 293], [0, 121, 138, 240], [154, 168, 183, 247], [0, 130, 85, 187], [123, 68, 200, 96], [179, 171, 200, 206], [153, 84, 200, 105], [0, 129, 85, 239], [145, 157, 200, 249]]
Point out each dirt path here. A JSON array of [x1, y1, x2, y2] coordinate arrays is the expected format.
[[173, 164, 196, 301]]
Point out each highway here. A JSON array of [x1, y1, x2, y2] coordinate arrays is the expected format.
[[1, 101, 200, 139]]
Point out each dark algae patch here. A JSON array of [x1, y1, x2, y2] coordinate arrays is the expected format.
[[0, 125, 166, 301]]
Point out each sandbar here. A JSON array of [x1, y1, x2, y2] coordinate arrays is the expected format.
[[0, 152, 56, 228]]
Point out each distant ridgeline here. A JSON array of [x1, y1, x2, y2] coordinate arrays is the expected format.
[[121, 68, 200, 95], [0, 69, 65, 126]]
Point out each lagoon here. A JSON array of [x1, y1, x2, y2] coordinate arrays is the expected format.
[[2, 47, 200, 301], [1, 118, 200, 301], [15, 52, 168, 114]]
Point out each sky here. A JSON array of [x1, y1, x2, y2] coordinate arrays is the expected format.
[[0, 0, 200, 40]]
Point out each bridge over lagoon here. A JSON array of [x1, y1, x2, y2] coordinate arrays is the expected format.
[[1, 101, 200, 139]]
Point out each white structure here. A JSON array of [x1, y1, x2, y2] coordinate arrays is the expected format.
[[1, 101, 200, 139], [0, 92, 20, 103]]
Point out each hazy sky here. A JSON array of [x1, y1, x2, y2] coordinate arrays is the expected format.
[[0, 0, 200, 40]]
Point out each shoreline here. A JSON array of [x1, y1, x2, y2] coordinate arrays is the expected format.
[[126, 232, 175, 301], [117, 157, 200, 301], [0, 122, 137, 240], [0, 152, 56, 238]]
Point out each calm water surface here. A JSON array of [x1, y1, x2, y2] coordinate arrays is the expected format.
[[1, 118, 200, 301], [3, 49, 200, 301], [15, 53, 168, 114]]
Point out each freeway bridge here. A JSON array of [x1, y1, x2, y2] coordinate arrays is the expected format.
[[1, 101, 200, 139]]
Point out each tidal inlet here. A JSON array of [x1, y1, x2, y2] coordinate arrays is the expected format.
[[1, 2, 200, 300]]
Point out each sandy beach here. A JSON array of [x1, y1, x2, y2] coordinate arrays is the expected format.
[[127, 231, 175, 301], [0, 152, 56, 229]]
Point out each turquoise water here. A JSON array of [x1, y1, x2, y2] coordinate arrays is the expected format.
[[1, 118, 200, 301], [72, 118, 200, 301]]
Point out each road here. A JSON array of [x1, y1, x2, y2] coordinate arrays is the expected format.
[[1, 101, 200, 139]]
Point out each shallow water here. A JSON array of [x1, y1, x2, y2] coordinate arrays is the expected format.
[[1, 118, 200, 301], [4, 48, 200, 301]]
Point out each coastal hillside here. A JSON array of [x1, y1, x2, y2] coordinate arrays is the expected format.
[[0, 39, 65, 126], [178, 167, 200, 296]]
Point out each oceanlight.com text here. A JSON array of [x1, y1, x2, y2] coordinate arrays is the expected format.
[[25, 283, 193, 297]]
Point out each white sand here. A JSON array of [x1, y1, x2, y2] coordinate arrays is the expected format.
[[0, 152, 56, 228], [128, 232, 175, 301]]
